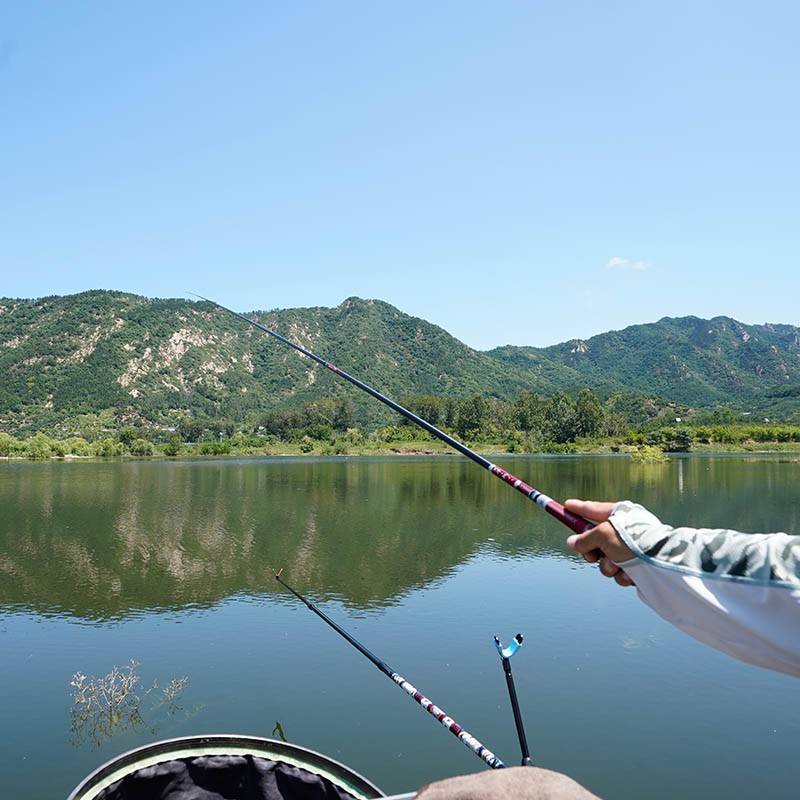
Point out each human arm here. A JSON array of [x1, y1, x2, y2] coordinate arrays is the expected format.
[[564, 499, 800, 678]]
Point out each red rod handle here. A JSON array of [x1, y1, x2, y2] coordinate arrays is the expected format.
[[545, 501, 595, 534]]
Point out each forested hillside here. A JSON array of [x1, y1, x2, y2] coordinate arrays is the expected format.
[[0, 291, 586, 436], [1, 290, 798, 438], [491, 316, 800, 415]]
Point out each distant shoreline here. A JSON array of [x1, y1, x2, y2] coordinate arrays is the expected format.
[[3, 440, 800, 463]]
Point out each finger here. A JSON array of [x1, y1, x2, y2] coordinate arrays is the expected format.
[[582, 548, 603, 563], [564, 499, 615, 523], [566, 527, 604, 555], [599, 558, 620, 578], [567, 520, 618, 556], [614, 572, 635, 587]]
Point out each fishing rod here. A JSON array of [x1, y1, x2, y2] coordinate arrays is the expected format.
[[274, 570, 505, 769], [193, 295, 594, 536]]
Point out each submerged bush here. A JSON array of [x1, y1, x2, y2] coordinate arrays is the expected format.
[[631, 445, 670, 463], [70, 659, 188, 749]]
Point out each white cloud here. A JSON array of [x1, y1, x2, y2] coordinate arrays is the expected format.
[[606, 256, 651, 272]]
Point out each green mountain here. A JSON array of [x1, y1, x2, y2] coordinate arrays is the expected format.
[[0, 290, 583, 435], [1, 291, 798, 436], [490, 316, 800, 414]]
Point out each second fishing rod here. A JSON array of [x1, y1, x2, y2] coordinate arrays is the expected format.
[[274, 570, 506, 769], [197, 296, 595, 536]]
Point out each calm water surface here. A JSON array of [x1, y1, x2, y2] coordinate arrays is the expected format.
[[1, 455, 799, 798]]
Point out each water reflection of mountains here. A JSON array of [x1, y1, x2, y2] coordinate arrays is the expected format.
[[1, 456, 798, 619]]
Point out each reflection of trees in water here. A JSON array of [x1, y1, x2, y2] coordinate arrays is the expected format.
[[1, 457, 798, 619]]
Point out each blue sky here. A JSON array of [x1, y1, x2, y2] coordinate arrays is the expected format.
[[2, 2, 798, 348]]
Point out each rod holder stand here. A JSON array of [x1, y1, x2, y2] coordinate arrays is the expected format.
[[493, 632, 532, 767], [494, 633, 523, 659]]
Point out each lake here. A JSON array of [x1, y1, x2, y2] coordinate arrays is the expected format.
[[1, 455, 798, 798]]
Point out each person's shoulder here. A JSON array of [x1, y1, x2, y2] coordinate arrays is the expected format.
[[416, 766, 601, 799]]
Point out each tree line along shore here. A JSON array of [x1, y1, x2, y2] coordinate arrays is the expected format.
[[3, 390, 800, 461]]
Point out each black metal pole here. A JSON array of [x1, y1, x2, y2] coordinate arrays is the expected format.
[[494, 634, 532, 766], [501, 655, 532, 766]]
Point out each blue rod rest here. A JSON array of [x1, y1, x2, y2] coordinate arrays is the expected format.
[[494, 633, 524, 659]]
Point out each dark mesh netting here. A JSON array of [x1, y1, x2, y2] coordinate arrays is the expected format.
[[94, 754, 364, 800]]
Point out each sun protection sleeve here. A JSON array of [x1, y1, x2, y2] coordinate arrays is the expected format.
[[608, 501, 800, 678]]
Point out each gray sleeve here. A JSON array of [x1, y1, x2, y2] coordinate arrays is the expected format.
[[607, 502, 800, 677], [609, 501, 800, 588]]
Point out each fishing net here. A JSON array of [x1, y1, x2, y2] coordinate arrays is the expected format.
[[69, 736, 384, 800], [93, 754, 361, 799]]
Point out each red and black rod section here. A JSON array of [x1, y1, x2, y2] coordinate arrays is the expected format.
[[196, 295, 593, 536]]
